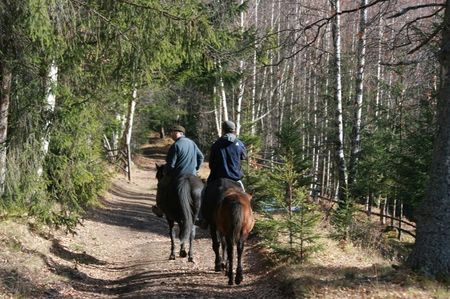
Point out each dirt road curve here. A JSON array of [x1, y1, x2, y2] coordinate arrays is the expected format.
[[55, 155, 288, 298]]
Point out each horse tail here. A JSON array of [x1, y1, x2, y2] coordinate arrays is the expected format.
[[178, 177, 194, 243], [229, 199, 244, 244]]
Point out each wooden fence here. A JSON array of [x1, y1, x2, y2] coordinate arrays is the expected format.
[[103, 135, 131, 181]]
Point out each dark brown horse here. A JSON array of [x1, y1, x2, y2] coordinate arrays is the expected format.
[[155, 164, 203, 262], [201, 178, 254, 285]]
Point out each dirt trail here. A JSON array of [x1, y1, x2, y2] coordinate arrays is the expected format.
[[54, 147, 286, 298]]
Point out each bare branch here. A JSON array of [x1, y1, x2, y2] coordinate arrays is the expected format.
[[408, 23, 443, 54], [387, 2, 445, 19]]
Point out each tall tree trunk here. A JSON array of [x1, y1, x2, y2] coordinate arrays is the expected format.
[[213, 86, 221, 137], [123, 86, 137, 181], [250, 1, 259, 135], [375, 16, 384, 118], [0, 63, 12, 194], [38, 62, 58, 176], [218, 60, 229, 122], [348, 0, 368, 195], [331, 0, 348, 203], [236, 0, 245, 136], [407, 1, 450, 278]]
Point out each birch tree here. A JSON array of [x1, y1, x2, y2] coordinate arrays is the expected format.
[[331, 0, 348, 202], [235, 0, 245, 136], [348, 0, 368, 194], [0, 64, 12, 194]]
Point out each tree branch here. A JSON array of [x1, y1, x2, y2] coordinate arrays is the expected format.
[[387, 3, 445, 19]]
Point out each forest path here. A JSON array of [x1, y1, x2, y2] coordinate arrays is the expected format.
[[55, 140, 285, 298]]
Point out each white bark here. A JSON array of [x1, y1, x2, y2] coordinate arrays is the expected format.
[[213, 86, 221, 137], [375, 16, 384, 118], [38, 62, 58, 176], [236, 0, 245, 136], [332, 0, 348, 202], [218, 60, 228, 122], [123, 86, 137, 181], [0, 64, 12, 194], [348, 0, 368, 190], [250, 0, 259, 135]]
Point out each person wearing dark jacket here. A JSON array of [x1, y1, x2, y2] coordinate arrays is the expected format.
[[152, 125, 204, 217], [196, 120, 246, 228], [207, 120, 246, 189]]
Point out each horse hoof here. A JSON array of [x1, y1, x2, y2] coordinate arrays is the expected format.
[[179, 250, 187, 258], [236, 272, 243, 284], [169, 255, 175, 260], [188, 257, 194, 263], [215, 264, 222, 272], [228, 279, 233, 285]]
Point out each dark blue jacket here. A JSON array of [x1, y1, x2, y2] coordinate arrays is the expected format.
[[207, 133, 246, 182], [165, 136, 204, 177]]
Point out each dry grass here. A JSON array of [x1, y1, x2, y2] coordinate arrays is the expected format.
[[273, 221, 450, 298]]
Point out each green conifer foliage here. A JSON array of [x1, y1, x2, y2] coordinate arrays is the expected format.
[[252, 151, 321, 262]]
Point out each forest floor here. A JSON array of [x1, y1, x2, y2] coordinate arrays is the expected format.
[[0, 135, 448, 298]]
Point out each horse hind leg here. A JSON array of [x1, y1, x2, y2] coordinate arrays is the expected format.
[[226, 236, 234, 285], [220, 235, 227, 271], [187, 226, 196, 263], [210, 225, 222, 272], [235, 238, 245, 285], [168, 220, 176, 260]]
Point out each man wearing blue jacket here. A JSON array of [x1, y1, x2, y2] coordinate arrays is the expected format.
[[196, 120, 247, 228], [152, 125, 204, 217]]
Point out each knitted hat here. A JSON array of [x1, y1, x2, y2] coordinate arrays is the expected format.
[[171, 125, 185, 134], [222, 120, 236, 133]]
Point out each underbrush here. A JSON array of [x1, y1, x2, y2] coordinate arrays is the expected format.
[[347, 217, 412, 262]]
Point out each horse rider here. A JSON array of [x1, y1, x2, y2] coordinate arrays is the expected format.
[[196, 120, 247, 228], [152, 125, 204, 217]]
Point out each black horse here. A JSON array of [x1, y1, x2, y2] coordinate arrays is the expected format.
[[201, 178, 244, 272], [155, 163, 203, 262]]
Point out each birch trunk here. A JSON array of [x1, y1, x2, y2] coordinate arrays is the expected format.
[[250, 0, 259, 135], [236, 0, 245, 136], [123, 86, 137, 181], [38, 62, 58, 176], [331, 0, 348, 203], [348, 0, 368, 194], [375, 16, 384, 118], [0, 63, 12, 194], [213, 86, 221, 137], [218, 60, 229, 122]]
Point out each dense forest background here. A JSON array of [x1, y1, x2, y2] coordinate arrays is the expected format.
[[1, 0, 449, 278]]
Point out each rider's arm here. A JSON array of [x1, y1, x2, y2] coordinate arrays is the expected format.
[[164, 143, 178, 174], [195, 144, 204, 171]]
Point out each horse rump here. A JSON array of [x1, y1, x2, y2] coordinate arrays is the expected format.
[[216, 188, 254, 285]]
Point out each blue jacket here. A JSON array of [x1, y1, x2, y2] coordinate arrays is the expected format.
[[207, 133, 246, 182], [165, 136, 204, 177]]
